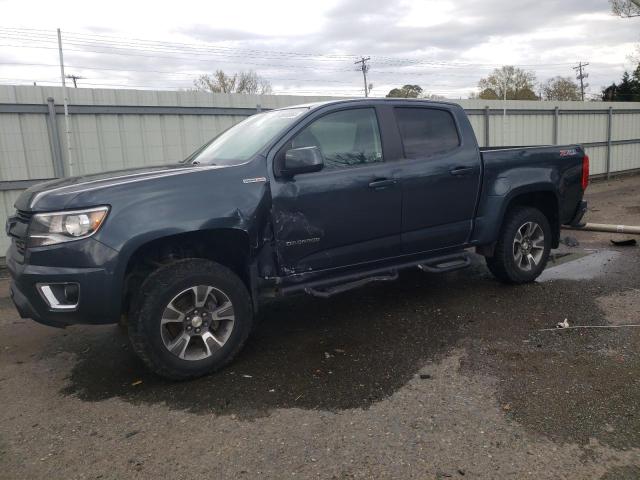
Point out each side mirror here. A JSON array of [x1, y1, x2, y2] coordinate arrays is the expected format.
[[282, 146, 324, 177]]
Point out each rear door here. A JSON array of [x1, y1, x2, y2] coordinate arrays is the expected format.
[[270, 106, 402, 274], [393, 106, 481, 253]]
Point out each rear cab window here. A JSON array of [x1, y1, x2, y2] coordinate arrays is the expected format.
[[394, 107, 460, 159]]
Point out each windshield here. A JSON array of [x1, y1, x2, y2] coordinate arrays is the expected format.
[[187, 107, 308, 166]]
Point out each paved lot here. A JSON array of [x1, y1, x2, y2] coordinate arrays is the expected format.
[[1, 176, 639, 479]]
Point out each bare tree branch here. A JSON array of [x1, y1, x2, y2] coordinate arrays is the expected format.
[[194, 70, 272, 94], [477, 66, 538, 100], [610, 0, 640, 17]]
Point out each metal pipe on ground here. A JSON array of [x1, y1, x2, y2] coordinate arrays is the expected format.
[[564, 223, 640, 235]]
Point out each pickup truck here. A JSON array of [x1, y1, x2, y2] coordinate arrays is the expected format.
[[6, 99, 589, 379]]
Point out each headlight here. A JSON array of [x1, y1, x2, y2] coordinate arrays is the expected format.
[[27, 206, 109, 247]]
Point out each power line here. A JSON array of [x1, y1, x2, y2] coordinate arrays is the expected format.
[[0, 27, 582, 68], [0, 27, 605, 70], [0, 42, 357, 73], [0, 27, 615, 97]]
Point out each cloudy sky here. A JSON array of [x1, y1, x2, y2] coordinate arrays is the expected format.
[[0, 0, 638, 98]]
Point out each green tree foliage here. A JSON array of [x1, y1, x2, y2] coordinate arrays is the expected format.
[[542, 76, 581, 101], [194, 70, 272, 94], [477, 66, 538, 100], [602, 64, 640, 101], [386, 85, 423, 98]]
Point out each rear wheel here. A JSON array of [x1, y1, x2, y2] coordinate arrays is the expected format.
[[486, 206, 551, 284], [128, 259, 253, 380]]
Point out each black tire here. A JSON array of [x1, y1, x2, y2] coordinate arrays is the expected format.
[[486, 206, 552, 284], [128, 258, 253, 380]]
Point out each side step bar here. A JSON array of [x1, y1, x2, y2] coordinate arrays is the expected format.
[[280, 251, 471, 299], [305, 272, 399, 298], [418, 252, 471, 273]]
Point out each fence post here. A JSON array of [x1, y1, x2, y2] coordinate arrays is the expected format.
[[606, 106, 613, 180], [553, 106, 559, 145], [45, 97, 65, 178], [484, 106, 490, 148]]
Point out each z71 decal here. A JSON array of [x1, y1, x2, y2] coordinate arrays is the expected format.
[[559, 149, 578, 157]]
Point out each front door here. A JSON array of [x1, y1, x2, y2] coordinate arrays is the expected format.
[[270, 107, 402, 275]]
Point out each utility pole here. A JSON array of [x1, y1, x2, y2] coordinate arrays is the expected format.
[[573, 62, 589, 101], [354, 56, 370, 97], [57, 28, 74, 176], [65, 74, 83, 88]]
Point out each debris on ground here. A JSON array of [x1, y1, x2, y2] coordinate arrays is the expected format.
[[561, 236, 580, 247], [556, 318, 570, 329], [130, 380, 143, 386], [540, 323, 640, 332], [611, 238, 637, 246]]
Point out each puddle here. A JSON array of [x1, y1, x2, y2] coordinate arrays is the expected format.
[[538, 250, 619, 282]]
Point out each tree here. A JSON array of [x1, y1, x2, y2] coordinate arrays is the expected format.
[[610, 0, 640, 17], [542, 76, 581, 101], [601, 64, 640, 101], [194, 70, 272, 94], [476, 66, 538, 100], [386, 85, 423, 98]]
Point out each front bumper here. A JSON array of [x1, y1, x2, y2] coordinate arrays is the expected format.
[[6, 239, 122, 327]]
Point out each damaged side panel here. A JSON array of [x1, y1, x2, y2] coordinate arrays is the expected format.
[[269, 164, 403, 278]]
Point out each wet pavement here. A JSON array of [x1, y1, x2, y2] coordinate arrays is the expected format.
[[0, 175, 639, 479]]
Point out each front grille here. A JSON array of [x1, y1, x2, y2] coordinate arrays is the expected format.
[[16, 210, 33, 223], [7, 210, 33, 256]]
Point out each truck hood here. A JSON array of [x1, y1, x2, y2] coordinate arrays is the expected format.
[[15, 164, 228, 211]]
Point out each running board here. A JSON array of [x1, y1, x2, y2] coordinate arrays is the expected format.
[[417, 252, 471, 273], [273, 250, 472, 298], [305, 272, 399, 298]]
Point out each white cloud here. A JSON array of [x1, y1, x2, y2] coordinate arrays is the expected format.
[[0, 0, 637, 98]]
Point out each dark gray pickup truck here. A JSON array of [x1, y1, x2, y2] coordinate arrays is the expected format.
[[6, 99, 589, 379]]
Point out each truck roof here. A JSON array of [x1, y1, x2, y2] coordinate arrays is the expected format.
[[279, 97, 461, 111]]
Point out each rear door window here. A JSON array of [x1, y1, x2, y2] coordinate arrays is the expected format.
[[394, 107, 460, 159]]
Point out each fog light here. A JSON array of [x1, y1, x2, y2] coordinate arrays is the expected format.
[[37, 283, 80, 310], [63, 284, 80, 304]]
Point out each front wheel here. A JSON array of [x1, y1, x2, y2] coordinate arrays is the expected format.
[[486, 206, 552, 284], [128, 259, 253, 380]]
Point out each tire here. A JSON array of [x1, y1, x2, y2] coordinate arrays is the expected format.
[[486, 206, 552, 284], [128, 258, 253, 380]]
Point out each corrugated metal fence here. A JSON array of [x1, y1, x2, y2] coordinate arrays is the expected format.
[[1, 85, 639, 255]]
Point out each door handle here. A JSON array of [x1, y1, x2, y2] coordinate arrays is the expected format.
[[449, 166, 474, 176], [368, 178, 397, 189]]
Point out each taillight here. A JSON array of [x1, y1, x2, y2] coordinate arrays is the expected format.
[[581, 154, 589, 190]]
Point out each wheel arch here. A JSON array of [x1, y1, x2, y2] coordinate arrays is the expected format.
[[119, 227, 252, 318], [474, 183, 561, 256], [502, 187, 560, 248]]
